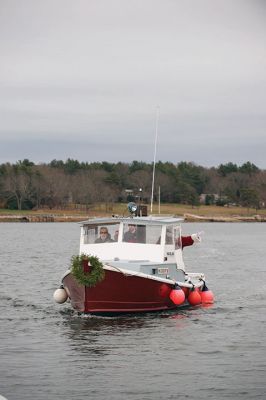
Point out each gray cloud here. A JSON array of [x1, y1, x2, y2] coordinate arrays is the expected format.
[[0, 0, 265, 167]]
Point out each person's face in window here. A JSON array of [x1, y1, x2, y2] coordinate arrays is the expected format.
[[100, 228, 108, 238], [128, 225, 136, 233]]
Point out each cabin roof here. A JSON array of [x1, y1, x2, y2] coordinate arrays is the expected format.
[[81, 215, 183, 226]]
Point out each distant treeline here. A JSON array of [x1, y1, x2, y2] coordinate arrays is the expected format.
[[0, 159, 265, 210]]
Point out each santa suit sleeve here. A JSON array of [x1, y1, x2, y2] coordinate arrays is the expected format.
[[181, 235, 194, 248]]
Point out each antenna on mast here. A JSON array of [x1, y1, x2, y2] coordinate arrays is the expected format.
[[150, 107, 159, 214]]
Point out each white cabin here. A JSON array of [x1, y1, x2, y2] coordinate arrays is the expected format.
[[79, 216, 186, 271]]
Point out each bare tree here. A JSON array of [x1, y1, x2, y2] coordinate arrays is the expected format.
[[4, 164, 32, 209]]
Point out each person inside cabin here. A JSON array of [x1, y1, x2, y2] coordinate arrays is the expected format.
[[166, 228, 173, 244], [156, 227, 174, 245], [94, 227, 114, 243], [124, 224, 138, 243], [114, 230, 119, 242]]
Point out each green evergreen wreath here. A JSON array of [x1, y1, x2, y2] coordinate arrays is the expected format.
[[70, 254, 105, 287]]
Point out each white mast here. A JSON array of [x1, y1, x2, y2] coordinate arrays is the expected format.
[[150, 107, 159, 214], [158, 185, 161, 214]]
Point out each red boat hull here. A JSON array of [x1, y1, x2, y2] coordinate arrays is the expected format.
[[85, 269, 176, 314], [63, 269, 178, 315]]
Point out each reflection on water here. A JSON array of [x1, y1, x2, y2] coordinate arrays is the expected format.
[[58, 305, 217, 360]]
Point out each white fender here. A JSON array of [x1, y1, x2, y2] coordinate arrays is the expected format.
[[53, 287, 68, 304]]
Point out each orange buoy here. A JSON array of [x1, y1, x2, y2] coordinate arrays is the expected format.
[[200, 284, 214, 304], [187, 288, 202, 306], [169, 287, 185, 305]]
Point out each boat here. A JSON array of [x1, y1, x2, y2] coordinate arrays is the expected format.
[[53, 204, 214, 315]]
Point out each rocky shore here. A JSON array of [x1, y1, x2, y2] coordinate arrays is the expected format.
[[0, 214, 87, 222], [183, 213, 266, 222]]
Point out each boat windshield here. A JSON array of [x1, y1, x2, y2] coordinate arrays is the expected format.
[[83, 223, 120, 244], [122, 223, 161, 244], [82, 221, 181, 247]]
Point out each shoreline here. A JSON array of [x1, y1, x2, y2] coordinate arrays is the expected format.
[[183, 213, 266, 222], [0, 213, 265, 223], [0, 214, 86, 223]]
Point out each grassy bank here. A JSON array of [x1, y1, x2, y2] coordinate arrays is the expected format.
[[0, 203, 266, 222]]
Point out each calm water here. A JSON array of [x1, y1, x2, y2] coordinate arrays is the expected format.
[[0, 222, 266, 400]]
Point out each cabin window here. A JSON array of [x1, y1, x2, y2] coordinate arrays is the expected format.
[[83, 223, 120, 244], [174, 226, 182, 249], [165, 227, 174, 245], [122, 224, 162, 244]]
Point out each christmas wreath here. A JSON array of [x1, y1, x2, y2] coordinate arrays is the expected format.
[[70, 254, 105, 287]]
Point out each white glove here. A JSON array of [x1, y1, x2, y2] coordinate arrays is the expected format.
[[191, 231, 204, 243]]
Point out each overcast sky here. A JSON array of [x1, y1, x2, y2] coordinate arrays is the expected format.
[[0, 0, 265, 168]]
